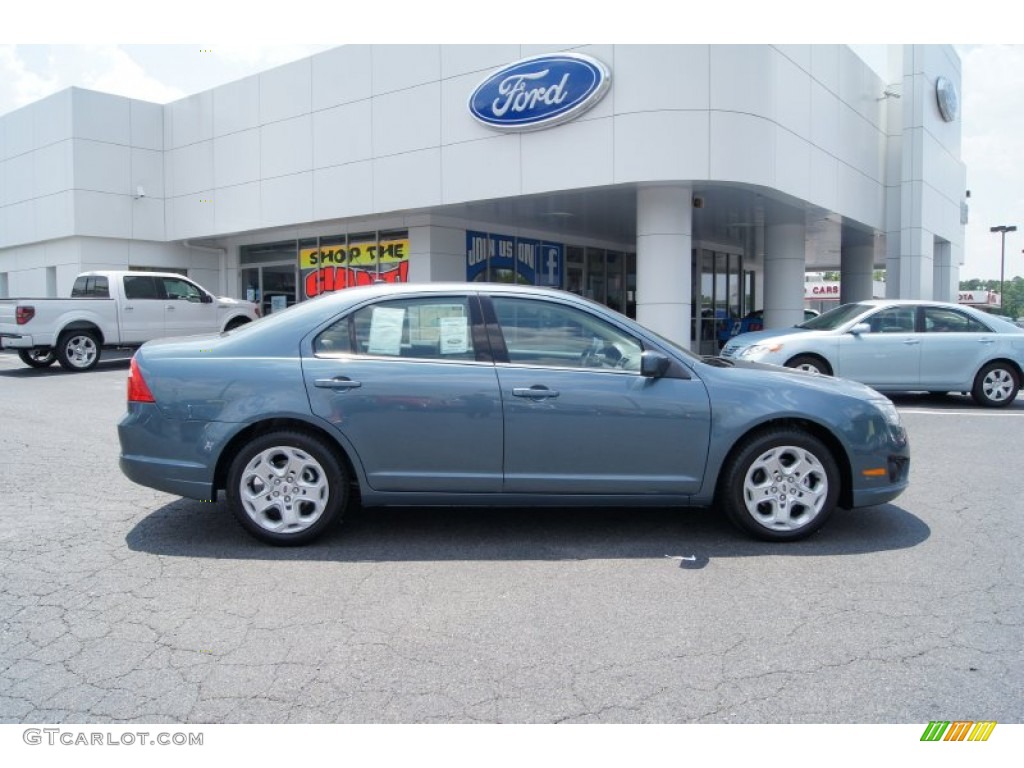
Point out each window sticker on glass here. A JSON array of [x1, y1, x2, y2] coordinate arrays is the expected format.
[[410, 303, 467, 343], [439, 316, 469, 354], [368, 306, 406, 356]]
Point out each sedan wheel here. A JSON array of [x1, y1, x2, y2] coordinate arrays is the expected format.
[[56, 331, 100, 371], [17, 349, 57, 368], [720, 429, 839, 541], [784, 354, 832, 376], [972, 362, 1020, 408], [227, 431, 349, 545]]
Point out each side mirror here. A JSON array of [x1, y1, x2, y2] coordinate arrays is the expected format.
[[850, 323, 871, 335], [201, 292, 213, 304], [640, 350, 671, 378]]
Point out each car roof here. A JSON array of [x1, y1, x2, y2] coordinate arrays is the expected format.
[[309, 281, 584, 305], [852, 299, 965, 308]]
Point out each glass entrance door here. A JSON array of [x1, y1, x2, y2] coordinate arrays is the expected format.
[[693, 249, 750, 355]]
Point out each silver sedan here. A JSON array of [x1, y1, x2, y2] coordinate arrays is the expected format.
[[721, 300, 1024, 407]]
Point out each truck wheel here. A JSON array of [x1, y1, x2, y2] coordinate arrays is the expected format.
[[17, 349, 57, 368], [56, 330, 101, 372]]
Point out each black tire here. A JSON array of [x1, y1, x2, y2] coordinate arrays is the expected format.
[[17, 349, 57, 368], [784, 354, 832, 376], [971, 362, 1020, 408], [55, 330, 101, 371], [226, 430, 349, 545], [719, 429, 840, 542], [225, 317, 250, 332]]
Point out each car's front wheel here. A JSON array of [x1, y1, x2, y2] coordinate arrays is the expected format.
[[226, 430, 349, 545], [784, 354, 833, 376], [719, 429, 840, 541], [971, 362, 1020, 408], [17, 349, 57, 368]]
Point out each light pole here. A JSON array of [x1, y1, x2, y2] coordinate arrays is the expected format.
[[990, 225, 1017, 309]]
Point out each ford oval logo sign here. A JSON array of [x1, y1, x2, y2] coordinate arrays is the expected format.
[[469, 53, 611, 132]]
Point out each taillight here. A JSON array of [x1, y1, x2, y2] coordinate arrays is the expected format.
[[127, 356, 156, 403], [16, 306, 35, 325], [254, 306, 262, 318]]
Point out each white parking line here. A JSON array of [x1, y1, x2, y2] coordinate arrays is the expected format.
[[897, 408, 1024, 417]]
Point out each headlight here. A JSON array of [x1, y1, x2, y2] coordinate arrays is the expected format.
[[738, 342, 785, 358], [872, 398, 902, 429]]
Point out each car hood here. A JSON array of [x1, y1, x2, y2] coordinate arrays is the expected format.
[[726, 326, 821, 346], [705, 355, 885, 401], [215, 296, 257, 310]]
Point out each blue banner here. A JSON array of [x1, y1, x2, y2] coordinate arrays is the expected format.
[[537, 242, 563, 287], [466, 230, 563, 286]]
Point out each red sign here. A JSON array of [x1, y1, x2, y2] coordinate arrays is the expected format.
[[304, 261, 410, 298]]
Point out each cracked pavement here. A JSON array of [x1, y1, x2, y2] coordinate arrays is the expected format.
[[1, 351, 1021, 723]]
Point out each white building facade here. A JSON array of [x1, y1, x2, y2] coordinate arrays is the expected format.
[[0, 44, 966, 351]]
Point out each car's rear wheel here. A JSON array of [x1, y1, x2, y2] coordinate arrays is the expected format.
[[226, 431, 349, 545], [784, 354, 832, 376], [56, 330, 100, 371], [17, 349, 57, 368], [719, 429, 840, 541], [971, 362, 1020, 408]]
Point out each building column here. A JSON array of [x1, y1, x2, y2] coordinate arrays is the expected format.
[[407, 224, 466, 283], [840, 245, 874, 304], [932, 239, 954, 302], [636, 185, 692, 348], [763, 223, 806, 329], [898, 228, 934, 298]]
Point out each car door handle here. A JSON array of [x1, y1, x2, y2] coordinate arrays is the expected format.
[[512, 386, 560, 399], [902, 339, 920, 345], [978, 338, 995, 344], [166, 305, 176, 311], [315, 377, 362, 390], [123, 305, 134, 311]]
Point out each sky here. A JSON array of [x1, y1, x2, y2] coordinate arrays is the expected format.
[[2, 2, 1022, 282]]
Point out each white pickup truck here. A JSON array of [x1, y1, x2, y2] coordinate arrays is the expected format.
[[0, 271, 261, 371]]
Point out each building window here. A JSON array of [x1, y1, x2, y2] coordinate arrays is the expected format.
[[467, 231, 633, 318], [240, 231, 409, 313], [298, 231, 409, 299]]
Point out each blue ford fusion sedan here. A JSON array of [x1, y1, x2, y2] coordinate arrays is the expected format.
[[118, 283, 909, 545]]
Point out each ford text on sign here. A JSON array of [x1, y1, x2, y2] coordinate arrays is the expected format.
[[468, 54, 611, 132]]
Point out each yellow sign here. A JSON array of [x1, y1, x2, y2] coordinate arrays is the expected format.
[[300, 238, 408, 269]]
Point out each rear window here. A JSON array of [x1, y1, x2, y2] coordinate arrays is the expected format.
[[71, 275, 110, 298]]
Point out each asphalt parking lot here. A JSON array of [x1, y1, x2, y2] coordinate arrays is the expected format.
[[0, 349, 1021, 724]]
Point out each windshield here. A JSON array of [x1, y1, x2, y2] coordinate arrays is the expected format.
[[797, 303, 871, 331]]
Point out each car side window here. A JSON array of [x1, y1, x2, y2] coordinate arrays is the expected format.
[[866, 306, 916, 333], [123, 275, 161, 300], [314, 297, 476, 361], [923, 307, 988, 333], [492, 297, 642, 372], [162, 277, 203, 302]]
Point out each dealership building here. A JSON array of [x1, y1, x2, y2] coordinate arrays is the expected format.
[[0, 44, 966, 351]]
